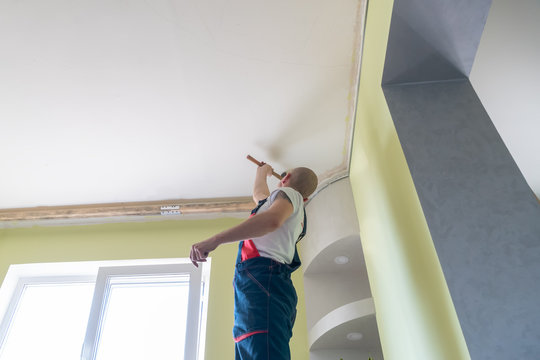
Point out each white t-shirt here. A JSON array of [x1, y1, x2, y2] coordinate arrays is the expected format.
[[251, 187, 305, 264]]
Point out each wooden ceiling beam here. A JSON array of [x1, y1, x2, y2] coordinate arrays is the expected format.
[[0, 197, 255, 222]]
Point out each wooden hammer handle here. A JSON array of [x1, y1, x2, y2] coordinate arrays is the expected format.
[[246, 155, 283, 180]]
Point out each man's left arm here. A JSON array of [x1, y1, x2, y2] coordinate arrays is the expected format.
[[190, 194, 293, 266]]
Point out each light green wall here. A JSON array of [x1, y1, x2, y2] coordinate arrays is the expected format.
[[349, 0, 470, 359], [0, 219, 308, 360]]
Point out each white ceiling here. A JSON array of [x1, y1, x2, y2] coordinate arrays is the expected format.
[[1, 0, 537, 213], [470, 0, 540, 199], [0, 0, 364, 210]]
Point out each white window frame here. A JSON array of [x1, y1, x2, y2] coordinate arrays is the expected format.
[[0, 259, 210, 360], [81, 263, 202, 360]]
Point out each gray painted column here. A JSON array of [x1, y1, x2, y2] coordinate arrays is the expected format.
[[383, 80, 540, 359], [383, 0, 491, 85], [380, 0, 540, 358]]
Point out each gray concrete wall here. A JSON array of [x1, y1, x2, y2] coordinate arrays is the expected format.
[[380, 0, 540, 358], [383, 80, 540, 359], [383, 0, 491, 84]]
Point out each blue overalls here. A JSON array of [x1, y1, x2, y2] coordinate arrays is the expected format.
[[233, 199, 306, 360]]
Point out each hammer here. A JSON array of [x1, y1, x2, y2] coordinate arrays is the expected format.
[[246, 155, 283, 180]]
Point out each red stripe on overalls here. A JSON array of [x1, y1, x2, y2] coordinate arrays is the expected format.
[[241, 211, 261, 262], [234, 330, 268, 343]]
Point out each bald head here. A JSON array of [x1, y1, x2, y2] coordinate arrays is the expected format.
[[287, 167, 318, 199]]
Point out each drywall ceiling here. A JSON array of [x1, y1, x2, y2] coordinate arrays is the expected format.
[[0, 0, 365, 210], [2, 0, 537, 214], [470, 0, 540, 199]]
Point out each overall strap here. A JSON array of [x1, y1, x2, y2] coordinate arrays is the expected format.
[[297, 207, 307, 243], [236, 199, 267, 265], [251, 199, 268, 216], [288, 207, 307, 271]]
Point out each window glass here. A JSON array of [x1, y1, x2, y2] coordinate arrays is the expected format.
[[0, 259, 208, 360], [0, 282, 94, 360], [95, 276, 190, 360]]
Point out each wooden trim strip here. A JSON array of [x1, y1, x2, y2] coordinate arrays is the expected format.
[[0, 197, 255, 221]]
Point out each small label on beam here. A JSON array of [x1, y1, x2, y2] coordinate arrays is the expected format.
[[160, 205, 180, 210], [161, 210, 181, 215]]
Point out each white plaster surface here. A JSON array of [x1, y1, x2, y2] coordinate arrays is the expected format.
[[470, 0, 540, 198], [0, 0, 365, 209]]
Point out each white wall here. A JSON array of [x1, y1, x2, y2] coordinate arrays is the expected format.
[[470, 0, 540, 198]]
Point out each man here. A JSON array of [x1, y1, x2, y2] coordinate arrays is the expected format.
[[190, 163, 318, 360]]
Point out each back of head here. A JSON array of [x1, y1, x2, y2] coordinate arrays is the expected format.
[[288, 167, 318, 199]]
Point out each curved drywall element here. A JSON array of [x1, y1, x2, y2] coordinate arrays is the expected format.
[[300, 177, 360, 271], [301, 233, 361, 274], [308, 298, 375, 349]]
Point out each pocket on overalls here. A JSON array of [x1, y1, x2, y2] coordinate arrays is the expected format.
[[235, 264, 272, 296], [233, 267, 271, 340], [245, 270, 270, 296]]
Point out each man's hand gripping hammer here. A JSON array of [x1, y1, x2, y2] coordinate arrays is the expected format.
[[246, 155, 283, 180]]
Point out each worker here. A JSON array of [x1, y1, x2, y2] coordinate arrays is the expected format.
[[190, 162, 318, 360]]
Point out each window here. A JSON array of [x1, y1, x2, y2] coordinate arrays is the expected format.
[[0, 259, 209, 360]]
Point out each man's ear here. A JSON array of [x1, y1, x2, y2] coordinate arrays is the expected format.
[[281, 173, 291, 184]]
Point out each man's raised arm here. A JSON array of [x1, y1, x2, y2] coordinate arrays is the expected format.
[[252, 163, 272, 203]]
